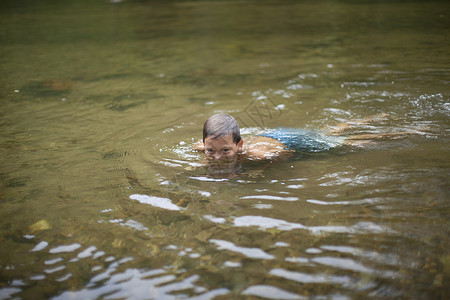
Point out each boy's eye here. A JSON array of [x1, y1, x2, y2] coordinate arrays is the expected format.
[[206, 149, 214, 153], [223, 149, 230, 153]]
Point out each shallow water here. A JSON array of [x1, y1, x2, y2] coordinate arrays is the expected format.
[[1, 0, 449, 299]]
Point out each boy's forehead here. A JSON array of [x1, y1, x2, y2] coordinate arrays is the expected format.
[[205, 135, 234, 145]]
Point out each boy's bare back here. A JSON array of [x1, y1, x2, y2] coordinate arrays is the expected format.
[[243, 136, 293, 160]]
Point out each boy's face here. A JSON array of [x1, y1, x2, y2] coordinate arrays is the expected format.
[[204, 135, 243, 162]]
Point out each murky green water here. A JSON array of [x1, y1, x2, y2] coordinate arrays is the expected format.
[[1, 0, 449, 299]]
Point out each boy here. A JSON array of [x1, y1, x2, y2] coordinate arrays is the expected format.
[[194, 113, 420, 164], [193, 113, 293, 162]]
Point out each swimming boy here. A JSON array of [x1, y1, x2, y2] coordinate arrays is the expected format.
[[194, 113, 420, 164], [193, 113, 293, 162]]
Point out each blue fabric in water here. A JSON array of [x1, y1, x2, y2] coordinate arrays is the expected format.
[[262, 128, 344, 152]]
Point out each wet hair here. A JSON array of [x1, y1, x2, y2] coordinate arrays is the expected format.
[[203, 113, 242, 144]]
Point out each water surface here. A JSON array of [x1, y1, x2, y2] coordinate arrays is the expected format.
[[0, 0, 449, 299]]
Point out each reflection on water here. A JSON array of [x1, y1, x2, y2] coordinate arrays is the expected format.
[[1, 0, 449, 299]]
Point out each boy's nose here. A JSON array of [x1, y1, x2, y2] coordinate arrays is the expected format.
[[213, 153, 222, 160]]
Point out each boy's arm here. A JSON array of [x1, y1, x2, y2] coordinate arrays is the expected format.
[[324, 113, 389, 135]]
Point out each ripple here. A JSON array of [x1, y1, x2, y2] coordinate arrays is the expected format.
[[409, 93, 447, 117], [286, 184, 304, 189], [318, 171, 354, 186], [341, 81, 376, 87], [232, 216, 394, 234], [203, 215, 226, 224], [234, 216, 305, 231], [30, 241, 49, 252], [93, 251, 105, 259], [320, 245, 400, 266], [53, 267, 229, 300], [88, 257, 134, 285], [49, 243, 81, 254], [169, 145, 201, 160], [209, 239, 274, 260], [241, 195, 299, 201], [0, 287, 22, 300], [44, 265, 66, 274], [11, 280, 25, 286], [129, 194, 181, 211], [270, 268, 352, 286], [223, 261, 242, 268], [286, 83, 313, 90], [123, 220, 149, 231], [274, 242, 290, 247], [310, 222, 393, 235], [30, 274, 46, 281], [312, 257, 374, 273], [189, 176, 228, 182], [307, 198, 384, 206], [253, 203, 273, 209], [242, 285, 303, 299], [77, 246, 98, 259], [159, 160, 182, 168], [56, 273, 72, 282], [44, 257, 63, 265], [305, 248, 322, 254], [285, 257, 309, 264], [198, 190, 211, 197], [163, 158, 203, 168]]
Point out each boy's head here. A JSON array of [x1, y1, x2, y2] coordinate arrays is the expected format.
[[202, 113, 243, 161], [203, 113, 241, 143]]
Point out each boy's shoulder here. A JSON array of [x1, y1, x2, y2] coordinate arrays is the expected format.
[[244, 136, 293, 160]]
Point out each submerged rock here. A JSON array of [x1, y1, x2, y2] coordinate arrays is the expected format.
[[29, 219, 51, 233]]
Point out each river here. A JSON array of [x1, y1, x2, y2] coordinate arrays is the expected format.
[[0, 0, 449, 299]]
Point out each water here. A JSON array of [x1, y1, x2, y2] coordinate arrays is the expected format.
[[1, 0, 449, 299]]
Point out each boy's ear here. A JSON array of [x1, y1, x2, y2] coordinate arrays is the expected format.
[[237, 139, 244, 149]]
